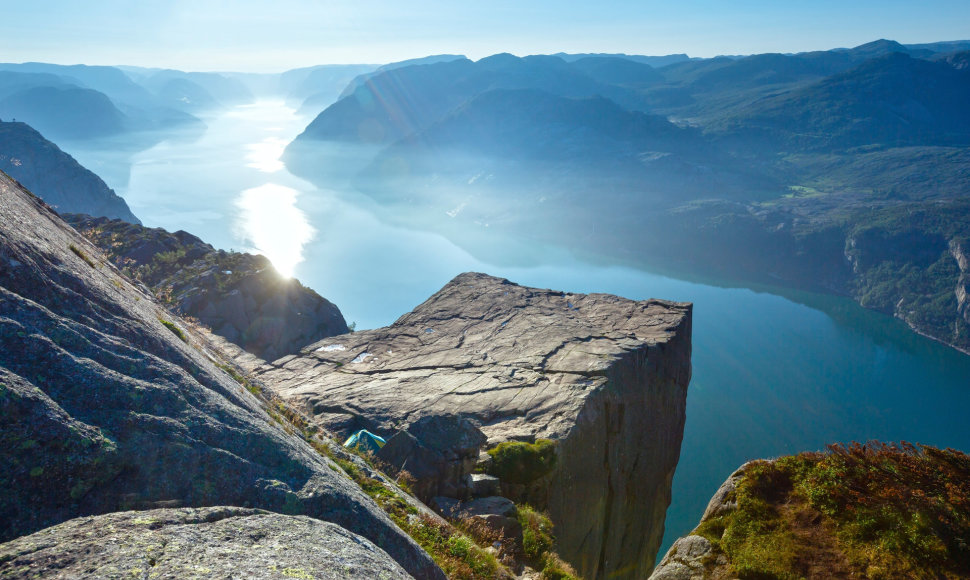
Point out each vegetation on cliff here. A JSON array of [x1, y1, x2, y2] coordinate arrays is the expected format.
[[692, 442, 970, 579], [64, 215, 349, 361]]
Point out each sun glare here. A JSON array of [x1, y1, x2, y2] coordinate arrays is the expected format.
[[245, 137, 288, 173], [235, 183, 315, 277]]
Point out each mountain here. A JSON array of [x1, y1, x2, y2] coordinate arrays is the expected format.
[[0, 63, 203, 140], [651, 442, 970, 579], [0, 171, 443, 578], [290, 53, 647, 149], [64, 214, 348, 361], [552, 51, 691, 68], [711, 52, 970, 151], [333, 54, 467, 100], [0, 86, 126, 140], [0, 120, 138, 222], [284, 39, 970, 356], [1, 171, 694, 578]]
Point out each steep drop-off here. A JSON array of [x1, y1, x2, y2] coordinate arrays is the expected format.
[[0, 172, 442, 579], [254, 272, 693, 579]]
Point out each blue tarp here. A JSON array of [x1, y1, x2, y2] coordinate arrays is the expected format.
[[343, 429, 386, 454]]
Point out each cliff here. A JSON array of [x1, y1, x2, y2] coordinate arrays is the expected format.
[[0, 120, 139, 223], [253, 272, 693, 579], [0, 171, 441, 578], [650, 442, 970, 580], [63, 214, 348, 361]]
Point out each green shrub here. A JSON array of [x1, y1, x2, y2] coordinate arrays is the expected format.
[[518, 505, 553, 563], [68, 244, 95, 267], [487, 439, 557, 484], [158, 318, 187, 343]]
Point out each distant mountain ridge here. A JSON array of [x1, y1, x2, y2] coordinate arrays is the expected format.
[[285, 38, 970, 355], [0, 120, 138, 222]]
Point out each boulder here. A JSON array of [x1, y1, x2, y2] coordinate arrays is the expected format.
[[255, 271, 693, 579], [470, 473, 501, 497], [0, 507, 413, 579], [377, 415, 487, 501]]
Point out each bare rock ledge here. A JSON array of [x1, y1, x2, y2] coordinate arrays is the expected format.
[[254, 272, 693, 579]]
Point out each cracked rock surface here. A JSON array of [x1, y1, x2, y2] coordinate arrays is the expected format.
[[0, 506, 413, 579], [255, 271, 693, 579]]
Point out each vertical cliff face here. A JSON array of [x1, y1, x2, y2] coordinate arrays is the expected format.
[[254, 272, 692, 579], [550, 325, 691, 578]]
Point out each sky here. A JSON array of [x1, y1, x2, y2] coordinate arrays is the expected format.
[[3, 0, 969, 72]]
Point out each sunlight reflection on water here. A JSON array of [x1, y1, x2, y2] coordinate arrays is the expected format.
[[245, 137, 288, 172], [235, 183, 314, 277]]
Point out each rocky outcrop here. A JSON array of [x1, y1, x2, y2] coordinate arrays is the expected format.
[[0, 120, 139, 222], [254, 271, 693, 579], [0, 506, 413, 579], [648, 464, 750, 580], [0, 172, 441, 579], [64, 214, 349, 361], [377, 414, 488, 502], [951, 239, 970, 331]]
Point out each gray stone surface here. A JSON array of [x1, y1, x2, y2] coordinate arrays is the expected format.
[[648, 535, 714, 580], [377, 415, 487, 501], [0, 506, 413, 579], [255, 271, 693, 579], [470, 473, 500, 497], [0, 174, 442, 579]]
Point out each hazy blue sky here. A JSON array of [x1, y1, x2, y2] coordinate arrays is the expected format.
[[3, 0, 969, 71]]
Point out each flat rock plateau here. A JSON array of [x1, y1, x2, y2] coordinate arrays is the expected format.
[[255, 271, 693, 579]]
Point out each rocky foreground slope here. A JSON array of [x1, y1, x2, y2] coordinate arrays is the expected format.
[[63, 214, 348, 361], [255, 272, 693, 579], [651, 442, 970, 580], [0, 507, 412, 579], [0, 171, 441, 578]]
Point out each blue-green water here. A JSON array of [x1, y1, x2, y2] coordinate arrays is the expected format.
[[66, 100, 970, 559]]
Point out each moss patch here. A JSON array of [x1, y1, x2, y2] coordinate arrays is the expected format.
[[487, 439, 557, 485]]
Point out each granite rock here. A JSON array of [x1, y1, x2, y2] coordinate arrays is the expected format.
[[255, 271, 693, 579], [0, 173, 442, 579], [0, 506, 413, 579]]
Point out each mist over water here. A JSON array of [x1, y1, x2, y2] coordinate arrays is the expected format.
[[64, 99, 970, 558]]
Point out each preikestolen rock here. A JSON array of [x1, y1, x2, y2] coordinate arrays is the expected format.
[[255, 271, 693, 579], [0, 173, 442, 580], [0, 506, 413, 579]]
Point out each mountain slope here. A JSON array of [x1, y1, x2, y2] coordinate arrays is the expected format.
[[0, 171, 442, 579], [711, 52, 970, 150], [0, 120, 138, 222]]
